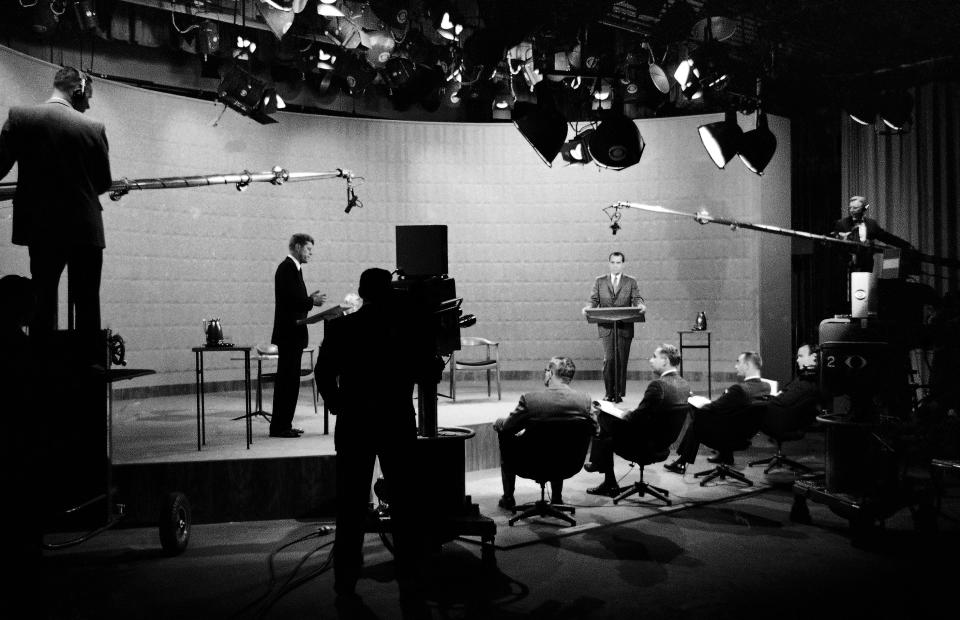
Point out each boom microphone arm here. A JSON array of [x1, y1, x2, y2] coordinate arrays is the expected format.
[[607, 201, 959, 269], [0, 166, 365, 212]]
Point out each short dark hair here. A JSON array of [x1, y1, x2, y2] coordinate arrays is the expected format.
[[740, 351, 763, 370], [288, 233, 315, 251], [358, 268, 393, 303], [609, 251, 625, 262], [657, 343, 681, 367], [54, 66, 85, 94], [548, 356, 576, 382]]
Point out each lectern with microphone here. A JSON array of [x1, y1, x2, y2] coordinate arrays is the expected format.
[[584, 307, 645, 401]]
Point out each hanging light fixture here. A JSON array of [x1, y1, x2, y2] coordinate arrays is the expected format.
[[560, 128, 595, 165], [698, 110, 742, 169], [737, 111, 777, 175]]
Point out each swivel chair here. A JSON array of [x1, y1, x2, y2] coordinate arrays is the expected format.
[[693, 401, 767, 487], [500, 416, 595, 527], [611, 403, 691, 505], [749, 400, 820, 474]]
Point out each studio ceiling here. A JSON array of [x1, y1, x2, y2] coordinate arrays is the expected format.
[[3, 0, 958, 122]]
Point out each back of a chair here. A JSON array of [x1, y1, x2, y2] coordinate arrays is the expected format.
[[502, 416, 595, 484], [613, 403, 691, 465], [697, 400, 767, 452], [761, 393, 820, 440], [458, 337, 498, 364]]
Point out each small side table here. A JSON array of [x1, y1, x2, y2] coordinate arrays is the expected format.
[[193, 346, 253, 451], [678, 330, 712, 398]]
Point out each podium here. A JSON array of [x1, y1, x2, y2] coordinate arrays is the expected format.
[[585, 307, 645, 402]]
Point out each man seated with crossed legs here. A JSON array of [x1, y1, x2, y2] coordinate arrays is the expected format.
[[583, 344, 691, 496], [664, 351, 770, 474]]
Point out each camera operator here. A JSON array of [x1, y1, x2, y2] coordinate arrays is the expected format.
[[314, 268, 435, 618]]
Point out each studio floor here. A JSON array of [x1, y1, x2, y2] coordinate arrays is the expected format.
[[34, 378, 960, 619]]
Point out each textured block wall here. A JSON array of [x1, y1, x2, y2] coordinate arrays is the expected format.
[[1, 46, 792, 388]]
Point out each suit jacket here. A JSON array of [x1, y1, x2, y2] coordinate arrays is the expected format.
[[271, 257, 313, 348], [831, 215, 911, 272], [589, 274, 644, 337], [622, 371, 692, 425], [699, 377, 771, 417], [315, 300, 436, 442], [498, 383, 595, 437], [0, 98, 111, 248], [767, 371, 822, 421]]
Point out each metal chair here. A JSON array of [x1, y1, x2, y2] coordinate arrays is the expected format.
[[447, 337, 501, 401], [250, 344, 319, 417]]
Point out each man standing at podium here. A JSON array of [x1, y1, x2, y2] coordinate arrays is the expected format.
[[585, 252, 645, 403]]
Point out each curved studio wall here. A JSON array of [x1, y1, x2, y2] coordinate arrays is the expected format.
[[0, 45, 792, 389]]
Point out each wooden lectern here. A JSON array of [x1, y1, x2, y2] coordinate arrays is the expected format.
[[584, 307, 646, 401]]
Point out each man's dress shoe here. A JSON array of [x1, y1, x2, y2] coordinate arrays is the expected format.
[[583, 462, 600, 473], [663, 460, 686, 475], [269, 429, 301, 438], [586, 482, 620, 497], [291, 427, 304, 435], [497, 496, 516, 510]]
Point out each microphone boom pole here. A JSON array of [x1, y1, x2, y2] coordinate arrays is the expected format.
[[610, 201, 959, 269], [0, 166, 363, 210]]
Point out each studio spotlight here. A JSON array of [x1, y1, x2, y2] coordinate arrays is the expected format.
[[317, 0, 345, 17], [196, 21, 221, 60], [738, 112, 777, 176], [435, 10, 464, 41], [691, 0, 738, 42], [878, 90, 914, 132], [257, 1, 296, 39], [698, 110, 742, 169], [674, 58, 702, 99], [73, 0, 98, 32], [217, 65, 280, 124], [846, 101, 876, 125], [512, 101, 568, 167], [492, 81, 514, 120], [591, 79, 613, 111], [588, 114, 644, 171], [643, 42, 670, 94], [560, 129, 595, 165]]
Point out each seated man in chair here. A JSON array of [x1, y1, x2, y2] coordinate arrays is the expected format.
[[493, 356, 595, 509], [664, 351, 770, 474], [583, 343, 691, 496], [769, 344, 823, 419]]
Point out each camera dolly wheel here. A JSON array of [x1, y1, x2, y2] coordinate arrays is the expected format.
[[159, 492, 191, 555]]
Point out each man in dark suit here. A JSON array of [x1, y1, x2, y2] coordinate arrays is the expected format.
[[583, 344, 691, 496], [831, 195, 912, 273], [768, 344, 823, 423], [493, 356, 596, 509], [664, 351, 771, 474], [585, 251, 646, 403], [269, 233, 325, 438], [315, 268, 438, 617], [0, 66, 112, 333]]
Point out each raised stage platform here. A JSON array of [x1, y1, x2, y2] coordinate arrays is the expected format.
[[105, 378, 824, 528]]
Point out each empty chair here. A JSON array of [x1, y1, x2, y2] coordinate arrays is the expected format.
[[254, 343, 319, 416], [749, 399, 820, 474], [693, 401, 767, 487], [611, 403, 691, 505], [500, 416, 595, 527], [448, 337, 501, 401]]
